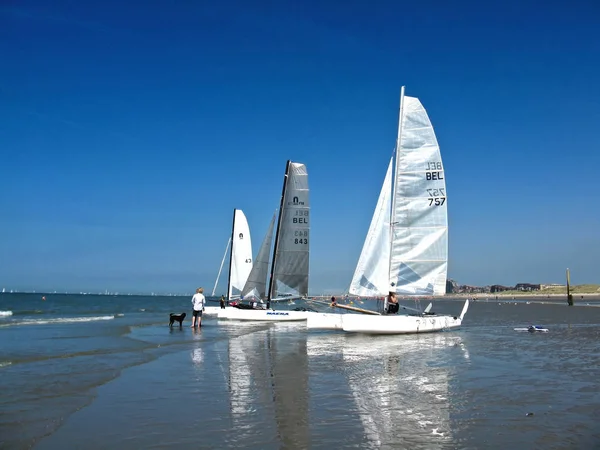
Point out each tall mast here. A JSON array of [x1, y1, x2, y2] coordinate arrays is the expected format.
[[389, 86, 405, 290], [267, 160, 290, 308], [226, 208, 236, 301]]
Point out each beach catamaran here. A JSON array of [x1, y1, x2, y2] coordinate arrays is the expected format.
[[218, 161, 312, 321], [307, 87, 469, 333]]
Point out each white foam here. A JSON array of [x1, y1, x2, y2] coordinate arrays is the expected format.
[[0, 361, 12, 368], [0, 311, 13, 317], [2, 316, 115, 327]]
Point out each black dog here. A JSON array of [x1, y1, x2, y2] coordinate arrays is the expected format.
[[169, 312, 186, 328]]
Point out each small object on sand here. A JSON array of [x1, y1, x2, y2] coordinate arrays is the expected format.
[[514, 325, 549, 332]]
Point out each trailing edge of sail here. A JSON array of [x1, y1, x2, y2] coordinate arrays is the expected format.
[[349, 158, 393, 297], [242, 212, 276, 299], [390, 95, 448, 295], [269, 162, 310, 299], [227, 209, 253, 300]]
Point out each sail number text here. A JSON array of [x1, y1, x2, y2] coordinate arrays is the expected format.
[[292, 209, 309, 224], [426, 161, 443, 180], [427, 188, 446, 207], [294, 230, 308, 245]]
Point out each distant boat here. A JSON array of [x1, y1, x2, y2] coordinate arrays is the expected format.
[[308, 87, 468, 333], [218, 161, 311, 322]]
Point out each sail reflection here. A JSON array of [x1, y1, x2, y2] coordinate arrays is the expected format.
[[308, 332, 468, 449], [225, 328, 309, 448]]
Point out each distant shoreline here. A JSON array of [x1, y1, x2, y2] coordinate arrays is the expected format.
[[453, 292, 599, 298], [452, 293, 600, 302]]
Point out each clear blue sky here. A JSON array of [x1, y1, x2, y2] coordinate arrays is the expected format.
[[1, 0, 599, 294]]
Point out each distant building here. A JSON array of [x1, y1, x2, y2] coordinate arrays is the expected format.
[[491, 285, 511, 293], [541, 284, 565, 290], [515, 283, 541, 291], [446, 279, 458, 294]]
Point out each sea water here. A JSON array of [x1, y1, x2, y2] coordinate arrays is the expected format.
[[1, 293, 599, 449]]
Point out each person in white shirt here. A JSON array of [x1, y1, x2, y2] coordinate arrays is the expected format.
[[191, 287, 206, 328]]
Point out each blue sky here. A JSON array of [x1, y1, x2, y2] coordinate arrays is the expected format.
[[1, 0, 599, 294]]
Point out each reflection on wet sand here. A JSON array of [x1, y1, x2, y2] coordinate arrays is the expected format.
[[308, 332, 469, 449], [196, 324, 469, 449], [222, 328, 309, 448]]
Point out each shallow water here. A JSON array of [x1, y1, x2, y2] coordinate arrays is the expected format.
[[1, 294, 599, 449]]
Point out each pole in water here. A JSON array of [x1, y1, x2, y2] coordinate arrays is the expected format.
[[566, 268, 573, 306]]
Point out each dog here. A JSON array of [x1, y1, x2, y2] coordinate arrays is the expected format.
[[169, 312, 186, 328]]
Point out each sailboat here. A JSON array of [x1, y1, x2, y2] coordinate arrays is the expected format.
[[218, 161, 312, 321], [205, 209, 253, 315], [308, 87, 468, 333]]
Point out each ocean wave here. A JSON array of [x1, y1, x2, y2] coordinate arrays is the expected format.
[[0, 361, 12, 368], [0, 315, 116, 327], [0, 311, 13, 317]]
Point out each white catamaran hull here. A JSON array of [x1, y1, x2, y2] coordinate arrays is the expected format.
[[203, 306, 221, 316], [340, 300, 469, 335], [217, 308, 309, 322], [306, 312, 345, 330]]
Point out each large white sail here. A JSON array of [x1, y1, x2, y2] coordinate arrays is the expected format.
[[228, 209, 253, 299], [348, 158, 393, 297], [242, 212, 276, 299], [269, 161, 309, 299], [390, 95, 448, 295]]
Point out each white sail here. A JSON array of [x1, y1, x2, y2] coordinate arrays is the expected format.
[[270, 162, 309, 299], [390, 95, 448, 295], [348, 157, 393, 297], [228, 209, 253, 299], [242, 212, 276, 299]]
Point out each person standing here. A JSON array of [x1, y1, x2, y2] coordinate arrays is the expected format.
[[220, 295, 226, 309], [191, 287, 206, 328]]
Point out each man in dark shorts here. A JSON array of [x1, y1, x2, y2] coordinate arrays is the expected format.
[[191, 287, 206, 327]]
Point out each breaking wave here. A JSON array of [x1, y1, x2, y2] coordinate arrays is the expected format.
[[0, 315, 116, 327]]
